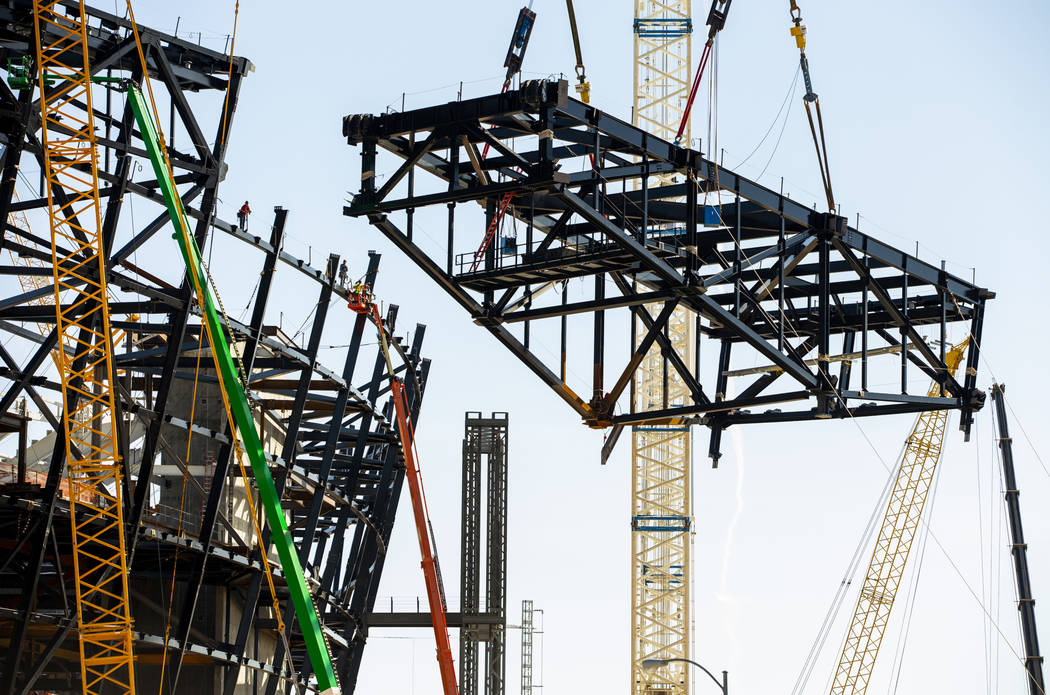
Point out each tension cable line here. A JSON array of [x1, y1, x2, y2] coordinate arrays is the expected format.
[[787, 0, 836, 212], [674, 0, 732, 145]]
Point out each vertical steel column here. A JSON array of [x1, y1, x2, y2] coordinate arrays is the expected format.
[[593, 274, 605, 405], [816, 217, 832, 418], [991, 384, 1044, 695], [460, 412, 509, 695], [485, 417, 508, 695], [460, 415, 482, 695], [520, 600, 534, 695]]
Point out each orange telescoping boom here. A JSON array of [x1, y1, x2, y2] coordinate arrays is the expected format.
[[349, 287, 458, 695]]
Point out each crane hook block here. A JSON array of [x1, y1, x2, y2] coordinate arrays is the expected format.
[[790, 23, 807, 50], [705, 0, 732, 40]]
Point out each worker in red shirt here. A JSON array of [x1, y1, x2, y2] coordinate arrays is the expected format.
[[237, 200, 251, 231]]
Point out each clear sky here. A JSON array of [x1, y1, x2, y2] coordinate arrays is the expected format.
[[9, 1, 1050, 693]]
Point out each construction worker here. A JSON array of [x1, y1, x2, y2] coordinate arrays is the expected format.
[[237, 200, 251, 231], [338, 259, 349, 288]]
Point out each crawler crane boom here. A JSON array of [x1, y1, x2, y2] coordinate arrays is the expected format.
[[829, 340, 968, 695], [30, 4, 137, 694]]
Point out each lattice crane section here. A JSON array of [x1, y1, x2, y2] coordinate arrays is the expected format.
[[632, 3, 693, 694], [829, 342, 967, 695], [32, 1, 136, 694]]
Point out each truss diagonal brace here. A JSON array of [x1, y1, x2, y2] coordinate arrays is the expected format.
[[610, 273, 709, 406], [833, 239, 963, 396], [604, 299, 678, 410], [366, 212, 594, 422]]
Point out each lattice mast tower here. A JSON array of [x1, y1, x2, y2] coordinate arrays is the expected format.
[[631, 3, 694, 694], [32, 1, 137, 694]]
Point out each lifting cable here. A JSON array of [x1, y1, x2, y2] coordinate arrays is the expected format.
[[218, 1, 240, 150], [123, 0, 300, 684], [787, 0, 836, 212], [564, 0, 590, 102], [470, 5, 537, 270], [674, 0, 732, 145]]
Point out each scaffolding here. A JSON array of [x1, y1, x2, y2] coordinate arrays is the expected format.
[[520, 600, 534, 695], [461, 412, 509, 695]]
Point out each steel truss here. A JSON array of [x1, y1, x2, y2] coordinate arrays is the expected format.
[[343, 79, 992, 464], [460, 412, 508, 695], [0, 4, 430, 693]]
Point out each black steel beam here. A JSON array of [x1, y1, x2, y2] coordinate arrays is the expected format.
[[991, 384, 1045, 695]]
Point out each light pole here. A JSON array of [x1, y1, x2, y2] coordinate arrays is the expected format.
[[640, 657, 728, 695]]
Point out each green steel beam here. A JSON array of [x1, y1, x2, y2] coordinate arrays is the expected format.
[[127, 84, 341, 695]]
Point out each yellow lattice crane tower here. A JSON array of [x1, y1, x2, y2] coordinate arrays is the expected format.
[[828, 341, 969, 695], [631, 3, 694, 694], [32, 2, 137, 694]]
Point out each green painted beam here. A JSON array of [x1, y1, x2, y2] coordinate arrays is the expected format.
[[127, 84, 340, 695]]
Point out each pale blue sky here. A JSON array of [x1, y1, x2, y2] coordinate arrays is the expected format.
[[132, 1, 1050, 693], [7, 1, 1050, 693]]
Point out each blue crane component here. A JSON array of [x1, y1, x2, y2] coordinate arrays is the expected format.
[[503, 6, 537, 89]]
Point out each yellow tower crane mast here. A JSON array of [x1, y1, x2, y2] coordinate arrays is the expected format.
[[31, 1, 137, 694], [631, 3, 694, 694], [829, 340, 969, 695]]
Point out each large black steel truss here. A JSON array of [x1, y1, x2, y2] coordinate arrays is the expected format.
[[343, 79, 993, 462], [0, 4, 429, 693]]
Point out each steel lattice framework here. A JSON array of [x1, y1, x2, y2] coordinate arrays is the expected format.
[[632, 2, 694, 693], [342, 78, 991, 453], [520, 600, 534, 695], [0, 3, 431, 693], [460, 412, 508, 695]]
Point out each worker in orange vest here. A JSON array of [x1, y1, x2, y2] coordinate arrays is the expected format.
[[237, 200, 252, 231]]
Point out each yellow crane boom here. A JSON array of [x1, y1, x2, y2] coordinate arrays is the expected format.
[[829, 340, 968, 695], [32, 1, 137, 694]]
